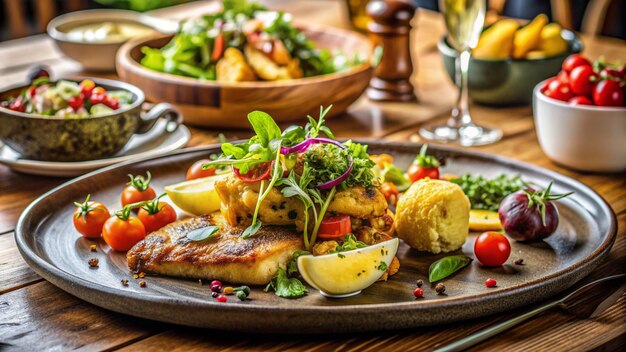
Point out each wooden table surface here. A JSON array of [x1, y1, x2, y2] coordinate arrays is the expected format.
[[1, 1, 625, 351]]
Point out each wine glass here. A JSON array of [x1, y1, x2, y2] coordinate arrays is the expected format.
[[420, 0, 502, 146]]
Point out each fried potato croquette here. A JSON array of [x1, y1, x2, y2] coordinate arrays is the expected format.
[[395, 179, 470, 254], [216, 47, 257, 82]]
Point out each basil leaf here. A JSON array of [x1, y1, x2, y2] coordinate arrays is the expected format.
[[248, 110, 281, 146], [428, 255, 472, 283], [264, 267, 307, 298], [186, 226, 220, 241], [242, 220, 262, 238]]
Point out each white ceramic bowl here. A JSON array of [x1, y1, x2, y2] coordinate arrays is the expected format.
[[533, 80, 626, 173], [47, 10, 173, 72]]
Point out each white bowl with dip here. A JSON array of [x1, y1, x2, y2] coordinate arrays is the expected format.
[[47, 9, 176, 72]]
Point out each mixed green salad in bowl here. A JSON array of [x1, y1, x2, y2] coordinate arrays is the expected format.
[[1, 75, 133, 118], [139, 0, 365, 82]]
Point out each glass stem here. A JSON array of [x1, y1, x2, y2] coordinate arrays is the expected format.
[[448, 50, 472, 128]]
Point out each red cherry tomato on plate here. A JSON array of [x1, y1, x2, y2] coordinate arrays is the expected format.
[[593, 80, 624, 107], [90, 93, 106, 105], [186, 159, 217, 180], [317, 214, 352, 240], [121, 172, 157, 207], [569, 65, 597, 96], [73, 195, 110, 238], [562, 54, 591, 73], [407, 144, 440, 182], [138, 200, 177, 233], [474, 231, 511, 267], [569, 96, 594, 106], [600, 67, 625, 81], [104, 96, 119, 110], [68, 96, 84, 111], [80, 80, 95, 97], [102, 215, 146, 252], [234, 161, 273, 183]]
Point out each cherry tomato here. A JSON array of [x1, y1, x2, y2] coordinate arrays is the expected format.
[[556, 70, 570, 84], [92, 87, 106, 95], [90, 93, 106, 105], [234, 161, 273, 183], [212, 34, 225, 61], [562, 54, 591, 73], [80, 80, 95, 97], [407, 144, 440, 182], [104, 96, 119, 110], [68, 95, 84, 111], [544, 80, 573, 101], [474, 231, 511, 267], [569, 96, 594, 106], [569, 65, 597, 96], [593, 80, 624, 107], [186, 159, 217, 180], [317, 214, 352, 240], [381, 182, 399, 206], [138, 195, 177, 233], [540, 77, 558, 93], [102, 215, 146, 251], [72, 194, 110, 238], [600, 67, 625, 81], [121, 171, 157, 207]]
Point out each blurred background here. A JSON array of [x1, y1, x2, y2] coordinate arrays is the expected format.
[[1, 0, 625, 41]]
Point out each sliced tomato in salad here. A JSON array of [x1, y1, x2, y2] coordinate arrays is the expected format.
[[233, 161, 273, 183], [318, 214, 352, 240]]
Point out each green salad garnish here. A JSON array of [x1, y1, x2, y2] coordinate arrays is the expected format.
[[140, 0, 364, 80], [450, 174, 528, 212]]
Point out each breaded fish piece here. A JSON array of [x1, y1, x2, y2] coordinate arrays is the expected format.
[[215, 174, 388, 230], [127, 214, 303, 285]]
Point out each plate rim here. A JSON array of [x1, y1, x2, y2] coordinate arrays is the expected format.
[[14, 141, 618, 327], [0, 124, 190, 171]]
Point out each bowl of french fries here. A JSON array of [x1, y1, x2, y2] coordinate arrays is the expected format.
[[439, 14, 582, 106]]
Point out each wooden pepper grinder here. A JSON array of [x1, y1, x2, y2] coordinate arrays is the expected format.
[[366, 0, 417, 102]]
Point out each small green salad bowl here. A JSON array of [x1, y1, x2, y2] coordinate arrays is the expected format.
[[0, 78, 181, 162]]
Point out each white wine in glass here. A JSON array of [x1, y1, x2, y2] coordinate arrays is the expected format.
[[420, 0, 502, 146]]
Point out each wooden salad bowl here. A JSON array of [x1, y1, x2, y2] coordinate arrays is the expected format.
[[116, 25, 373, 128]]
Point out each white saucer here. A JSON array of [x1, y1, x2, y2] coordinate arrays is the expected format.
[[0, 120, 191, 177]]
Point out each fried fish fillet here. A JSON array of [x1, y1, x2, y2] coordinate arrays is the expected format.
[[127, 213, 303, 285], [215, 174, 389, 231]]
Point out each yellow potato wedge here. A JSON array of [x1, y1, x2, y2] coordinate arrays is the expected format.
[[216, 47, 257, 82], [244, 45, 302, 81], [512, 14, 549, 59], [525, 50, 548, 59], [474, 19, 519, 59], [539, 23, 568, 57], [469, 210, 502, 231]]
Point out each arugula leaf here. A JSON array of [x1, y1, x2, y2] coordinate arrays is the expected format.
[[247, 110, 282, 146], [186, 226, 220, 241], [428, 255, 472, 283], [381, 163, 411, 192], [264, 267, 308, 298]]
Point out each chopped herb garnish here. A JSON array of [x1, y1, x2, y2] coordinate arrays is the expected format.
[[450, 174, 528, 211], [377, 261, 388, 271], [186, 225, 220, 241], [265, 267, 307, 298]]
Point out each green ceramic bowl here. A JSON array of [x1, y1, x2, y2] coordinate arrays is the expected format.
[[438, 29, 583, 106], [0, 78, 181, 162]]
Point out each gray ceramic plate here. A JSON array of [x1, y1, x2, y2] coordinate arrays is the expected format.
[[0, 121, 190, 177], [15, 142, 617, 333]]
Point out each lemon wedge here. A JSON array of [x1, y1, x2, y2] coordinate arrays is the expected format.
[[164, 174, 227, 216], [469, 210, 502, 231], [297, 238, 399, 297]]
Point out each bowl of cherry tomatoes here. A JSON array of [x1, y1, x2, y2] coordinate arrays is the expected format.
[[533, 54, 626, 173]]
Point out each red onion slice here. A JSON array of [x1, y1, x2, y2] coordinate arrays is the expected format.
[[316, 157, 354, 190], [280, 138, 345, 155]]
